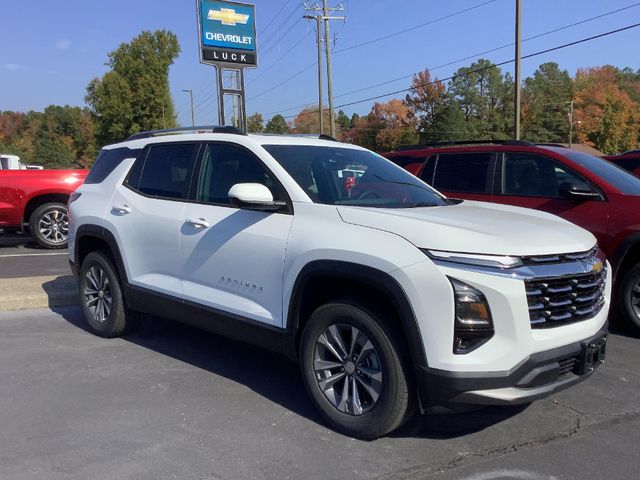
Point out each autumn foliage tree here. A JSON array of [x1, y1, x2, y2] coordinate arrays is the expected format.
[[574, 66, 640, 153]]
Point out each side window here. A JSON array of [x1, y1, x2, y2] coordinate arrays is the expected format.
[[130, 143, 198, 200], [195, 143, 286, 205], [432, 153, 492, 193], [616, 158, 640, 173], [85, 147, 141, 184], [502, 153, 589, 197], [419, 155, 437, 184]]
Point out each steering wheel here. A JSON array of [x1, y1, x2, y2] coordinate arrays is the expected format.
[[357, 191, 381, 200]]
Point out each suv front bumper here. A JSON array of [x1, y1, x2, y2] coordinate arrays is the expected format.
[[417, 324, 608, 407]]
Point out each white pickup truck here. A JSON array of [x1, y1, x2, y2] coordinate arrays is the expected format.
[[0, 154, 43, 170]]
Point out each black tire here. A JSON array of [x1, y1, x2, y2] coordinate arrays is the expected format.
[[617, 263, 640, 330], [29, 202, 69, 249], [79, 251, 132, 338], [300, 301, 415, 440]]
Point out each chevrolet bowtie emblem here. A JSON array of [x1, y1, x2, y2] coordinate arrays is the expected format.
[[207, 8, 250, 26]]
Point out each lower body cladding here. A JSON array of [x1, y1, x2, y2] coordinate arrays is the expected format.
[[392, 259, 612, 408], [418, 325, 608, 407]]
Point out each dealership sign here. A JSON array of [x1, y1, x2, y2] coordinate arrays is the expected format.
[[198, 0, 257, 66]]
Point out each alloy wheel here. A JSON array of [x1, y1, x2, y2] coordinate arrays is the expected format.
[[632, 279, 640, 319], [39, 210, 69, 244], [84, 266, 112, 323], [313, 323, 383, 416]]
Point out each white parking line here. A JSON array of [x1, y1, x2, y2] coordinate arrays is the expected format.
[[0, 253, 68, 258]]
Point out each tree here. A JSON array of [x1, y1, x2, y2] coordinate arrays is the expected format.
[[574, 66, 639, 153], [405, 68, 447, 141], [336, 110, 351, 131], [86, 30, 180, 145], [448, 59, 512, 139], [293, 107, 331, 134], [347, 99, 418, 152], [521, 62, 574, 142], [247, 113, 264, 133], [264, 114, 290, 134]]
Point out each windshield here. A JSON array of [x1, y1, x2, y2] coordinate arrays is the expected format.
[[547, 148, 640, 195], [264, 145, 447, 208]]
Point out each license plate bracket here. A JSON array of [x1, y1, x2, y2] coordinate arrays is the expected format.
[[577, 335, 607, 375]]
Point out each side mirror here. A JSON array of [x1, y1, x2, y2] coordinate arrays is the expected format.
[[228, 183, 287, 212], [558, 181, 600, 200]]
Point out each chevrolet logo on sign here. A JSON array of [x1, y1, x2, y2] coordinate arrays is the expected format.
[[207, 8, 249, 26]]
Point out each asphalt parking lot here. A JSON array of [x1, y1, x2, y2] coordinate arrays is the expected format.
[[1, 306, 638, 480], [0, 232, 69, 278]]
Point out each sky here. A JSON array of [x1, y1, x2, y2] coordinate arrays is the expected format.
[[1, 0, 639, 128]]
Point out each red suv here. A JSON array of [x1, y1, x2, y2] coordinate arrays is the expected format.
[[385, 140, 640, 330], [603, 150, 640, 177]]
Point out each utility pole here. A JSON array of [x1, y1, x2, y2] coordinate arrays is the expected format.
[[568, 100, 581, 148], [304, 14, 324, 135], [514, 0, 521, 140], [182, 89, 195, 127], [305, 2, 345, 138]]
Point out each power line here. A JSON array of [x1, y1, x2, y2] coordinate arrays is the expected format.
[[265, 22, 640, 121], [248, 0, 499, 105], [248, 62, 317, 101], [260, 0, 297, 38], [247, 29, 313, 86], [260, 4, 640, 118], [333, 0, 500, 55], [336, 22, 640, 110]]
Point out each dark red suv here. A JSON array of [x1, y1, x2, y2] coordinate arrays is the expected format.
[[603, 151, 640, 177], [385, 140, 640, 330]]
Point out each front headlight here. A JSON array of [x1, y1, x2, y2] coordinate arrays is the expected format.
[[449, 278, 494, 354], [423, 249, 523, 269]]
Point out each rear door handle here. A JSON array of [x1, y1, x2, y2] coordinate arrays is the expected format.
[[186, 218, 210, 229], [112, 205, 131, 215]]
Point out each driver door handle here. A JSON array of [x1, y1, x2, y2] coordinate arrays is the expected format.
[[186, 218, 210, 229]]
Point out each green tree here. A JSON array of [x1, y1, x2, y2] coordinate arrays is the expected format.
[[336, 110, 351, 131], [86, 30, 180, 145], [521, 62, 574, 142], [264, 114, 290, 134], [448, 59, 512, 139], [247, 113, 264, 133]]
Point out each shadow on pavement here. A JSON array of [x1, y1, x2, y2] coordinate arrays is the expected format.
[[54, 305, 529, 440]]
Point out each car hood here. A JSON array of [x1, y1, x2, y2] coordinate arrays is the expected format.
[[337, 200, 596, 256]]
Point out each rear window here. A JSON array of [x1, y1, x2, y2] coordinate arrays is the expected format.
[[85, 147, 141, 184], [432, 153, 493, 194]]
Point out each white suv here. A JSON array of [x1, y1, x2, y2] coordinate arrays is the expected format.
[[69, 127, 611, 439]]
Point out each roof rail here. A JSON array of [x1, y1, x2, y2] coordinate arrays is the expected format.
[[537, 143, 568, 148], [394, 139, 535, 151], [126, 125, 247, 141], [256, 133, 339, 142]]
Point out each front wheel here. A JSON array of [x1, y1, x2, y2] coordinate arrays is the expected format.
[[29, 202, 69, 249], [618, 263, 640, 330], [300, 302, 415, 440]]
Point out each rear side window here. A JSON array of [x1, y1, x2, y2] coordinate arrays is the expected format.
[[128, 143, 199, 200], [85, 147, 141, 184], [432, 153, 492, 193], [615, 157, 640, 173]]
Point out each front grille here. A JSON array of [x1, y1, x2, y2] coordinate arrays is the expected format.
[[526, 266, 607, 328]]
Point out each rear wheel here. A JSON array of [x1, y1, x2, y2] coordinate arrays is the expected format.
[[29, 202, 69, 249], [618, 263, 640, 330], [300, 301, 415, 440], [79, 251, 132, 338]]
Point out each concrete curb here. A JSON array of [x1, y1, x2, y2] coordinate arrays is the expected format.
[[0, 275, 79, 311]]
